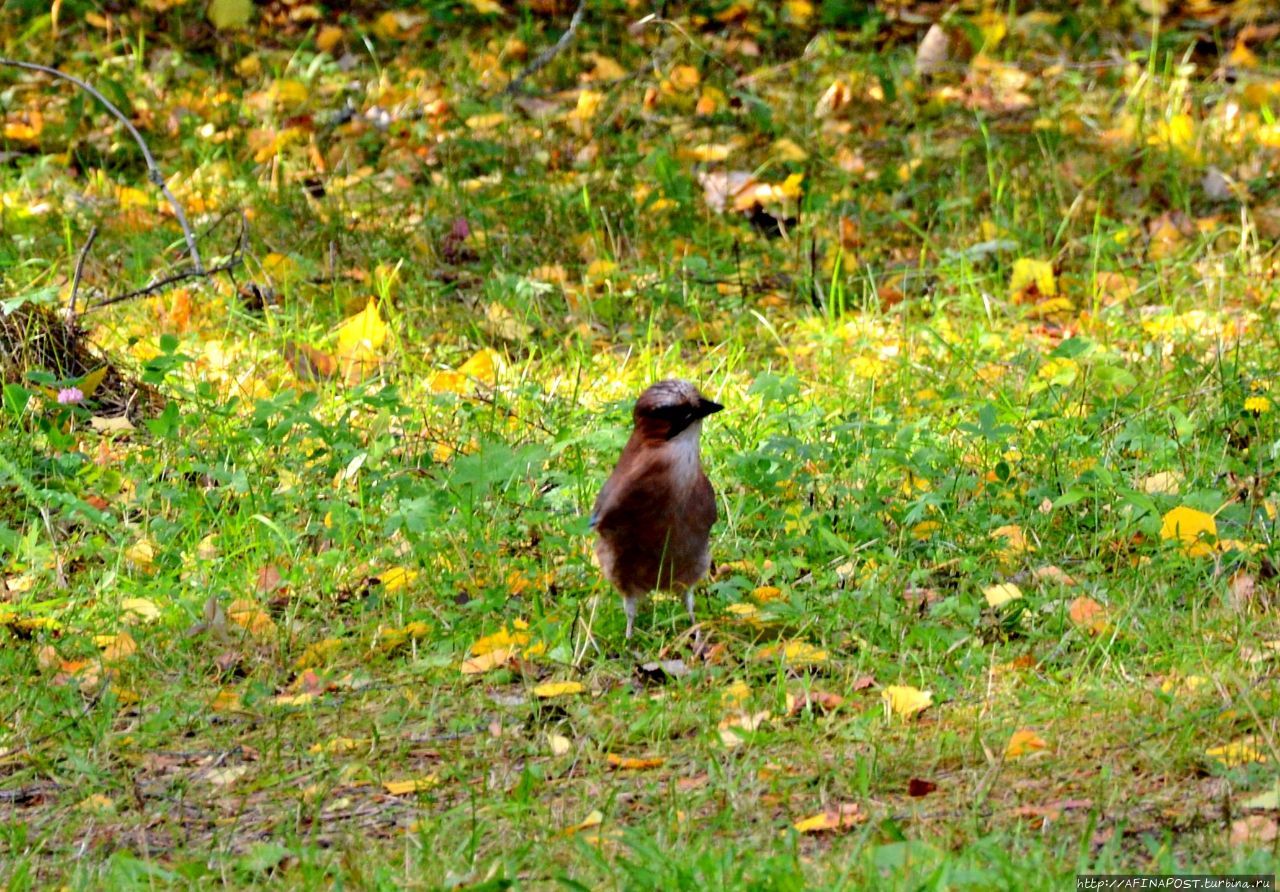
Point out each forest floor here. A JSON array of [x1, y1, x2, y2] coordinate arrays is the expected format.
[[1, 2, 1279, 888]]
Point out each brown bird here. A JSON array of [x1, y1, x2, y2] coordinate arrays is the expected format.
[[590, 379, 723, 639]]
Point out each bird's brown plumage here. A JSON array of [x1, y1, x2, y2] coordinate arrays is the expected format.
[[592, 379, 721, 638]]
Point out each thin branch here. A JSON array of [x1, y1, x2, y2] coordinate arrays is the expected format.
[[503, 0, 587, 95], [87, 212, 249, 311], [0, 58, 203, 272], [88, 257, 242, 311], [66, 225, 98, 320]]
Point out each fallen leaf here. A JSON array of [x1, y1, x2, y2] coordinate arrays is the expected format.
[[1009, 258, 1056, 303], [383, 776, 438, 795], [1230, 815, 1278, 846], [377, 566, 418, 592], [983, 583, 1023, 607], [120, 598, 161, 623], [1032, 565, 1077, 586], [606, 753, 665, 770], [96, 631, 137, 664], [718, 710, 772, 747], [1005, 728, 1048, 758], [227, 599, 276, 639], [907, 778, 938, 797], [560, 809, 603, 836], [533, 680, 585, 698], [1206, 736, 1268, 768], [785, 690, 844, 716], [1068, 596, 1110, 636], [1160, 506, 1217, 557], [459, 648, 514, 675], [754, 640, 828, 666], [124, 538, 157, 571], [792, 802, 865, 834], [882, 685, 933, 718]]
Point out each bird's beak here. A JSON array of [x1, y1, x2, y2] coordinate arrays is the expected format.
[[697, 397, 724, 418]]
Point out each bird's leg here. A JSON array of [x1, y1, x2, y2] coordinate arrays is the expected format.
[[624, 595, 638, 640], [683, 586, 703, 653]]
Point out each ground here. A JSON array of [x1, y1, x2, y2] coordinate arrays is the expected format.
[[1, 2, 1279, 888]]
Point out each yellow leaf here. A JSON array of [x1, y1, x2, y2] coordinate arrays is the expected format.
[[309, 736, 365, 755], [466, 0, 504, 13], [457, 348, 503, 386], [534, 681, 585, 698], [227, 599, 276, 639], [983, 583, 1023, 608], [1206, 737, 1268, 768], [606, 753, 665, 770], [316, 24, 344, 53], [465, 112, 508, 130], [783, 0, 814, 23], [471, 627, 530, 656], [882, 685, 933, 718], [270, 79, 310, 108], [79, 794, 116, 815], [96, 631, 137, 664], [211, 688, 242, 712], [721, 680, 751, 709], [125, 538, 157, 571], [568, 90, 604, 121], [1159, 506, 1217, 557], [992, 525, 1032, 556], [459, 648, 514, 675], [383, 776, 438, 795], [755, 640, 828, 666], [792, 802, 864, 834], [482, 302, 533, 341], [1005, 728, 1048, 758], [560, 809, 603, 836], [378, 566, 418, 592], [3, 110, 43, 141], [336, 299, 389, 360], [262, 252, 299, 282], [208, 0, 253, 30], [428, 369, 467, 394], [1009, 258, 1056, 302], [1140, 471, 1183, 495], [120, 597, 160, 623], [717, 710, 772, 747], [750, 586, 784, 603], [666, 65, 700, 93], [294, 638, 343, 670]]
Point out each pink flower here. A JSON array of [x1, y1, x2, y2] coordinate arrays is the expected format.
[[57, 387, 84, 405]]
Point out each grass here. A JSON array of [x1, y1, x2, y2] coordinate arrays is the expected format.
[[1, 2, 1279, 888]]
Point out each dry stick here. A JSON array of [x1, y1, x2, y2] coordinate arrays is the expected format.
[[87, 211, 248, 311], [66, 224, 98, 320], [0, 59, 203, 273], [503, 0, 587, 95]]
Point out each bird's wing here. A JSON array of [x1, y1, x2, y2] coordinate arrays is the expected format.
[[591, 461, 669, 535]]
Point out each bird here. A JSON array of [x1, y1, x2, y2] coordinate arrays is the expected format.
[[590, 379, 723, 640]]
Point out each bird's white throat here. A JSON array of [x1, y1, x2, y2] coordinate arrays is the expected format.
[[664, 420, 703, 485]]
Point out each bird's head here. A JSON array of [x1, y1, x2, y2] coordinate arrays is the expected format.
[[631, 379, 723, 442]]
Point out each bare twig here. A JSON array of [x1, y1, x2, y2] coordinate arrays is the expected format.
[[66, 225, 98, 320], [0, 58, 204, 272], [503, 0, 587, 95], [87, 212, 249, 311], [87, 261, 240, 310]]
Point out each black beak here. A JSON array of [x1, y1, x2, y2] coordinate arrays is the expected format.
[[697, 398, 724, 418]]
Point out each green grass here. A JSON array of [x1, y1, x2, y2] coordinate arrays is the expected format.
[[2, 3, 1279, 888]]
